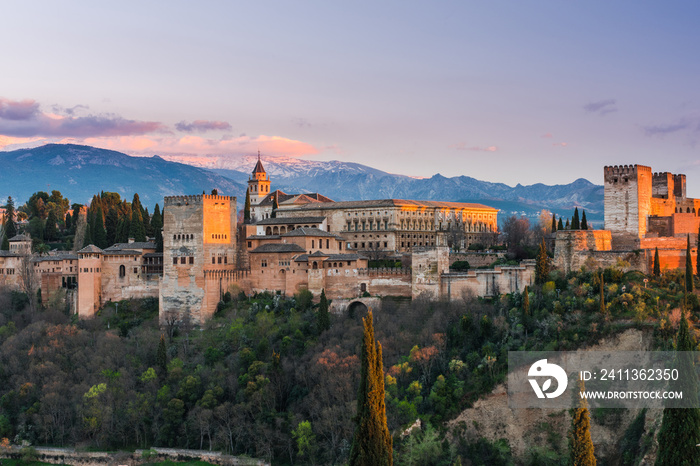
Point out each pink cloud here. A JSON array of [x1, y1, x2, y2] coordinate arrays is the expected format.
[[552, 142, 568, 147], [541, 133, 553, 138], [0, 97, 165, 138]]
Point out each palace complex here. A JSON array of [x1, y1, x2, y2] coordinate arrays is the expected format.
[[554, 164, 700, 273], [0, 155, 535, 324]]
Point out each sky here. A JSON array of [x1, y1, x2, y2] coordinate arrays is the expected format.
[[2, 1, 700, 194]]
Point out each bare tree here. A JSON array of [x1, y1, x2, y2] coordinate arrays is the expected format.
[[18, 251, 38, 313]]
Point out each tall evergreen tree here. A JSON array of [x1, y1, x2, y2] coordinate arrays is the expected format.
[[82, 223, 93, 248], [653, 247, 661, 277], [3, 196, 17, 240], [128, 207, 146, 242], [599, 272, 606, 316], [105, 207, 119, 245], [44, 209, 59, 242], [572, 207, 581, 230], [570, 379, 596, 465], [157, 334, 168, 375], [686, 234, 694, 293], [92, 204, 108, 249], [1, 235, 8, 251], [317, 289, 331, 333], [65, 211, 72, 232], [581, 210, 588, 230], [349, 311, 392, 466], [522, 286, 530, 317], [551, 213, 557, 232], [535, 238, 550, 285], [151, 204, 164, 252], [655, 311, 700, 465], [271, 193, 279, 219], [143, 207, 152, 236], [244, 189, 251, 223], [565, 218, 571, 230], [558, 218, 564, 231]]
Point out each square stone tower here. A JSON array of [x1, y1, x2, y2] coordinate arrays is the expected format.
[[604, 165, 652, 249], [160, 194, 237, 325]]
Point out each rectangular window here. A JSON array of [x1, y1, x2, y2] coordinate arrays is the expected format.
[[173, 258, 178, 265], [326, 239, 329, 248], [212, 257, 216, 264], [218, 256, 222, 264], [189, 257, 194, 264], [248, 241, 252, 248], [224, 256, 228, 264], [312, 240, 315, 248], [261, 259, 267, 267]]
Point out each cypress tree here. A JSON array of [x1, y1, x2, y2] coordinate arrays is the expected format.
[[569, 379, 596, 465], [317, 288, 331, 333], [143, 207, 152, 236], [565, 218, 571, 230], [271, 193, 279, 219], [558, 218, 564, 231], [105, 207, 119, 245], [599, 272, 606, 316], [93, 204, 108, 249], [535, 238, 550, 285], [522, 286, 530, 317], [157, 334, 168, 374], [653, 247, 661, 277], [655, 311, 700, 465], [244, 189, 251, 223], [82, 223, 93, 248], [128, 207, 146, 242], [572, 208, 580, 230], [65, 211, 72, 232], [3, 196, 17, 240], [44, 210, 59, 242], [151, 204, 164, 253], [1, 235, 8, 251], [581, 210, 588, 230], [551, 213, 557, 232], [349, 311, 392, 466], [686, 234, 694, 293]]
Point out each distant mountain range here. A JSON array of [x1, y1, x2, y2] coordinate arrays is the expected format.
[[208, 154, 604, 224], [0, 144, 246, 207], [0, 144, 604, 224]]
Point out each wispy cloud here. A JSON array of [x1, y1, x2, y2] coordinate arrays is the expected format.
[[175, 120, 232, 133], [584, 99, 617, 116], [0, 97, 165, 138], [449, 142, 498, 152], [552, 142, 568, 147], [642, 116, 700, 137], [541, 133, 553, 139]]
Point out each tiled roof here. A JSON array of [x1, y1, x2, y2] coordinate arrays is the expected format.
[[0, 251, 18, 257], [281, 228, 342, 239], [256, 217, 326, 225], [324, 254, 367, 261], [250, 243, 307, 254], [102, 249, 141, 256], [104, 242, 156, 251], [77, 245, 104, 254], [8, 234, 31, 242], [253, 156, 266, 174], [246, 235, 281, 240], [282, 199, 498, 211]]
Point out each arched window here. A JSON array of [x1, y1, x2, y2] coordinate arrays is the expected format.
[[119, 265, 125, 277], [312, 261, 318, 269]]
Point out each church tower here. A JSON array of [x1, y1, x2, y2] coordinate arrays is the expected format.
[[248, 151, 271, 222], [248, 151, 270, 205]]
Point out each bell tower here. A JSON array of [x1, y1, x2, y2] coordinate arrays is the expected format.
[[248, 151, 270, 206]]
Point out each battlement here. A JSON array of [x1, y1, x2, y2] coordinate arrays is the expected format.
[[604, 164, 652, 182], [164, 194, 234, 206]]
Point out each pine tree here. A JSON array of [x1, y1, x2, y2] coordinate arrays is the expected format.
[[349, 311, 392, 466], [653, 247, 661, 277], [558, 218, 564, 231], [3, 196, 17, 240], [655, 311, 700, 465], [581, 210, 588, 230], [686, 234, 694, 293], [317, 289, 331, 333], [244, 189, 251, 223], [535, 238, 550, 285], [572, 207, 580, 230], [570, 379, 596, 465], [551, 213, 557, 232], [44, 209, 59, 242]]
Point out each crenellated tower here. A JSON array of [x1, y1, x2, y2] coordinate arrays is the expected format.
[[603, 164, 652, 248]]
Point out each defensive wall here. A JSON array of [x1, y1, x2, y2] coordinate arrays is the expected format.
[[449, 251, 506, 268]]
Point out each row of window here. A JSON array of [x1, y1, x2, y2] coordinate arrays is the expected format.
[[0, 269, 15, 275], [174, 234, 194, 241], [81, 267, 100, 273], [311, 239, 337, 249], [118, 265, 139, 277], [211, 234, 228, 240], [353, 242, 388, 249], [173, 257, 195, 265], [212, 256, 228, 264]]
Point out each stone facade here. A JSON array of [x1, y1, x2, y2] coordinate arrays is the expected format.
[[160, 194, 237, 325]]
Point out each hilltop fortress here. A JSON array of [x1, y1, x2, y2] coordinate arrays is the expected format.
[[554, 164, 699, 273], [0, 156, 533, 324]]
